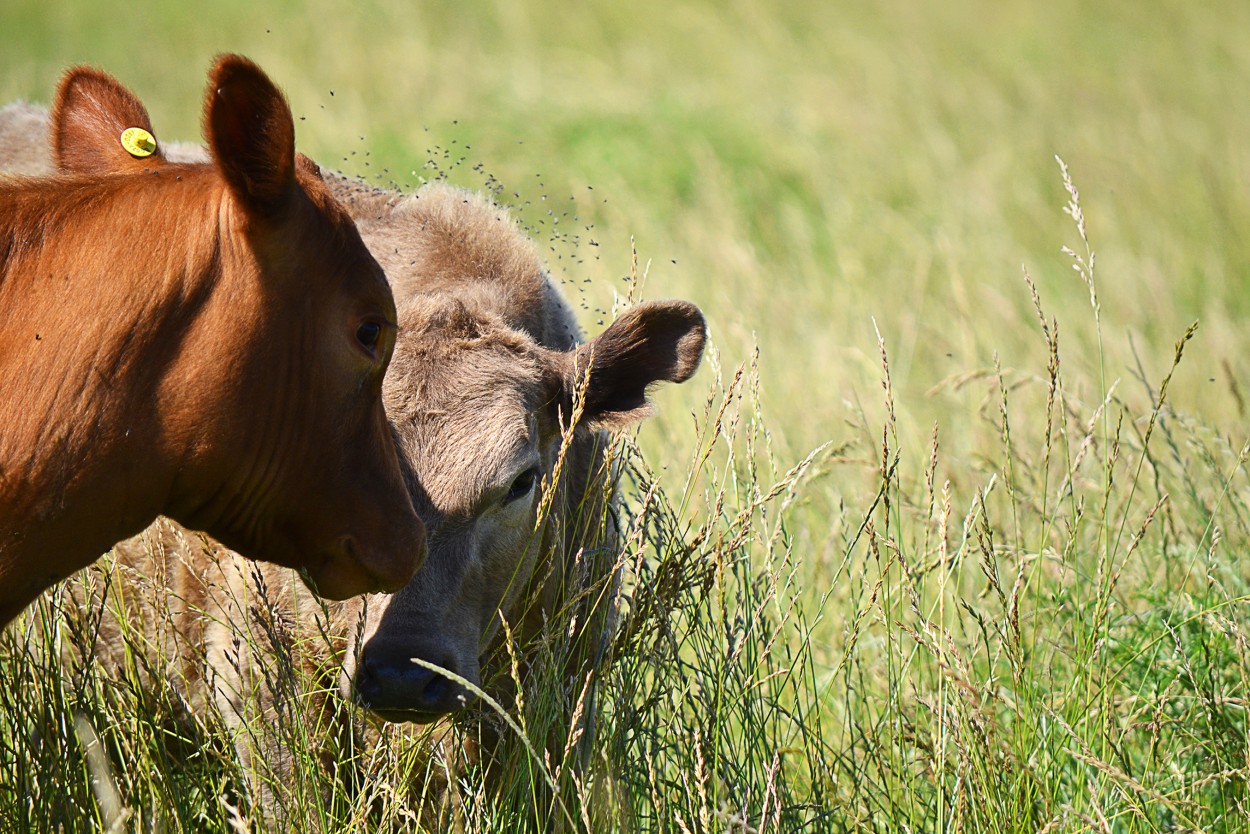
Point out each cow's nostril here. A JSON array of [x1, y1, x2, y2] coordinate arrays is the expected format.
[[419, 673, 450, 706], [353, 650, 467, 719]]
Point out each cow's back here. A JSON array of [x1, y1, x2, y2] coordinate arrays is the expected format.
[[0, 102, 53, 177]]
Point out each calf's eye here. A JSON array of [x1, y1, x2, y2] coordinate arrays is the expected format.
[[505, 467, 539, 503], [356, 321, 382, 352]]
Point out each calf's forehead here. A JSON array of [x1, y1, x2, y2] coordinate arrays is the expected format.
[[387, 352, 548, 515]]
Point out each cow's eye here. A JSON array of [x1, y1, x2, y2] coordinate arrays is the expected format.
[[505, 467, 539, 503], [356, 321, 382, 352]]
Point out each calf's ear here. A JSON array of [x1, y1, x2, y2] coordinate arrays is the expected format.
[[553, 300, 707, 431], [204, 54, 296, 215], [51, 66, 166, 174]]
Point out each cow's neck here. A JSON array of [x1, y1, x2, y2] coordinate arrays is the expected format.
[[0, 174, 225, 623]]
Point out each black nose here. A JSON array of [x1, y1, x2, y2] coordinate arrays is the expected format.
[[353, 650, 469, 719]]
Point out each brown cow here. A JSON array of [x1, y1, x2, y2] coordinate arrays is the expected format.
[[0, 57, 426, 627], [59, 180, 705, 824]]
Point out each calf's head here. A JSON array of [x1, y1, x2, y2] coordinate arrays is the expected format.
[[48, 57, 424, 598], [348, 296, 705, 722]]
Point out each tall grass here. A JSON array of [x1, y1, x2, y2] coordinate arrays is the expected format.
[[4, 1, 1250, 830]]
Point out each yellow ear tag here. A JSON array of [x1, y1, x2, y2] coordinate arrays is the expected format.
[[120, 127, 156, 158]]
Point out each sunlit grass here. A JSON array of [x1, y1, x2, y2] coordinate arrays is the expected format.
[[3, 0, 1250, 830]]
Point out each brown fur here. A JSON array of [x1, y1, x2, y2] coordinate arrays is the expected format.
[[0, 58, 426, 626]]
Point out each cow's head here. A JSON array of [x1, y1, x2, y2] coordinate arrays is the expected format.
[[46, 57, 426, 599], [345, 296, 705, 721]]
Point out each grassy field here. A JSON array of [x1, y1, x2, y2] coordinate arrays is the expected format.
[[3, 0, 1250, 831]]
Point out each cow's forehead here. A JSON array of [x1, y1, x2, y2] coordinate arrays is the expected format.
[[398, 337, 545, 410], [386, 343, 548, 514], [407, 400, 539, 517], [385, 305, 548, 411]]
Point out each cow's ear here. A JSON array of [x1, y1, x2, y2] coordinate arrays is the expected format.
[[550, 300, 706, 430], [51, 66, 166, 174], [204, 54, 296, 215]]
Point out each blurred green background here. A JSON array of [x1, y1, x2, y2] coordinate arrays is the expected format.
[[4, 0, 1248, 468]]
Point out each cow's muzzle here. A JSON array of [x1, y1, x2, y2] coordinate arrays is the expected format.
[[353, 650, 472, 722]]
